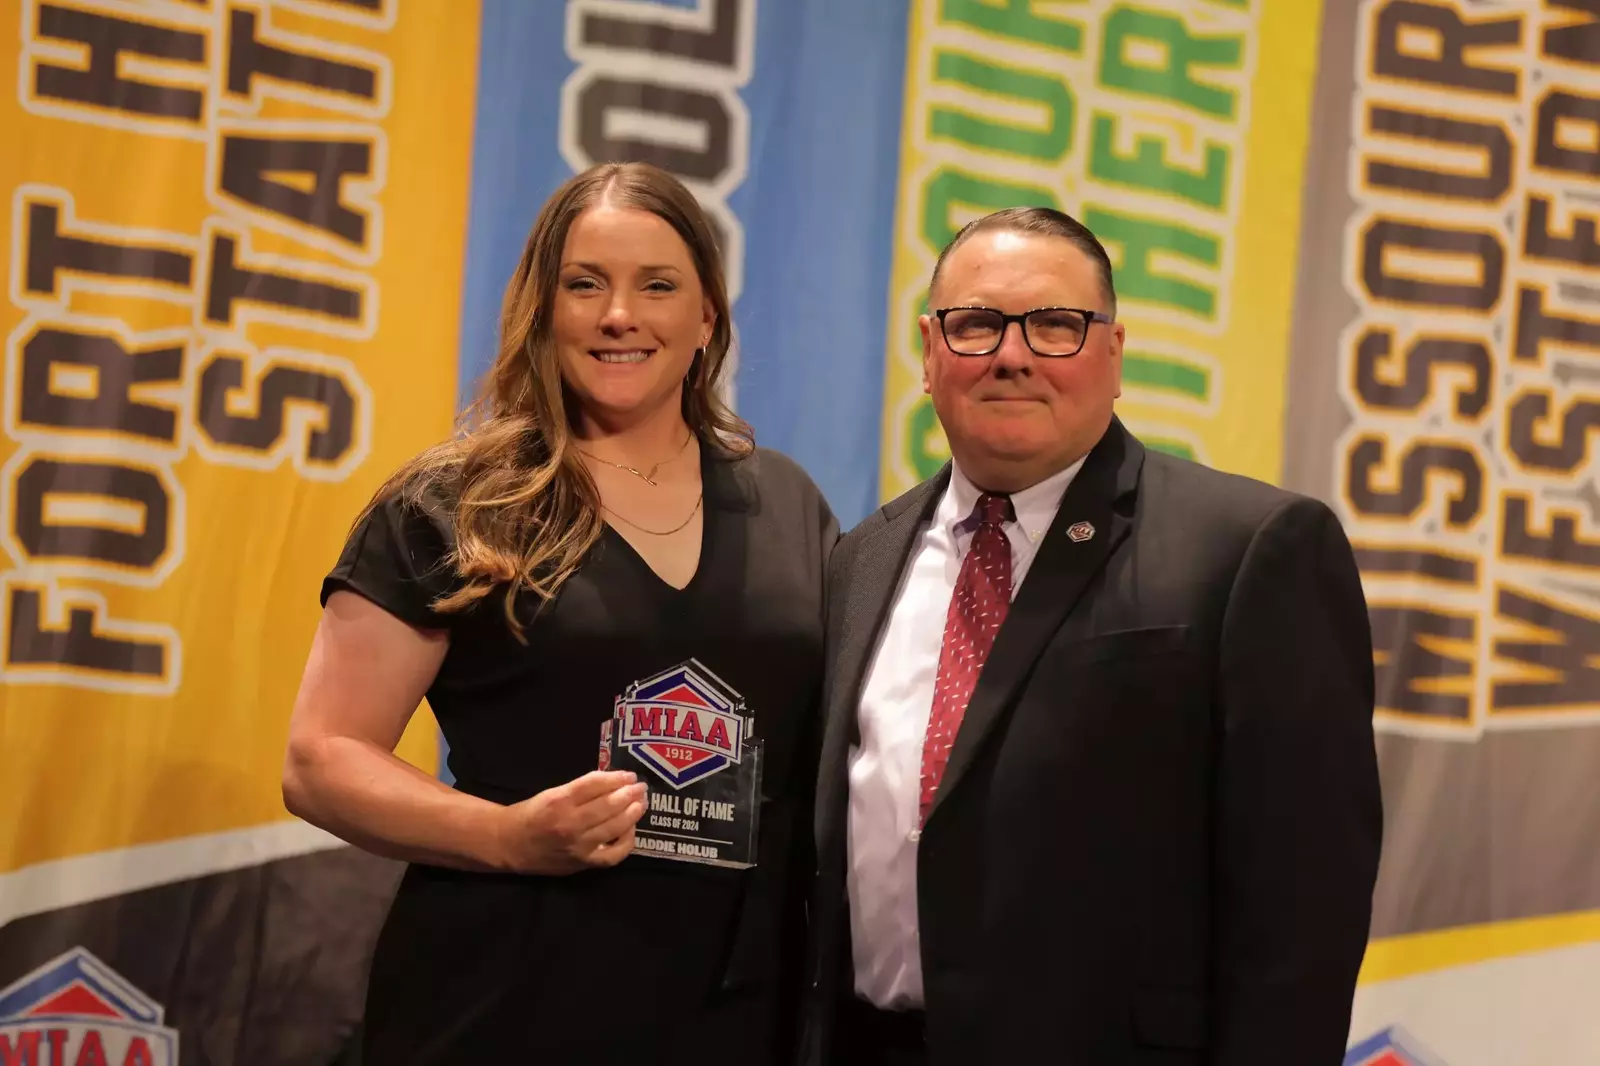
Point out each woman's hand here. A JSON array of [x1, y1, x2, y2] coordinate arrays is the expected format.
[[496, 770, 648, 874]]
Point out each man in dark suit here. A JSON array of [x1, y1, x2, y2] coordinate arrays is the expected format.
[[803, 207, 1382, 1065]]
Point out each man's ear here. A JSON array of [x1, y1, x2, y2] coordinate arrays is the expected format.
[[1109, 321, 1124, 399]]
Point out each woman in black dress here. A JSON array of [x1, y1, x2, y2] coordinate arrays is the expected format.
[[282, 162, 837, 1063]]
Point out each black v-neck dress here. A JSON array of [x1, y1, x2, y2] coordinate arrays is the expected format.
[[320, 446, 838, 1064]]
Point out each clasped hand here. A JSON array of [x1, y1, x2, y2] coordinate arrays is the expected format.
[[496, 770, 647, 874]]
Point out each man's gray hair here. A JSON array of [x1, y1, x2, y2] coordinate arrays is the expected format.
[[929, 206, 1117, 318]]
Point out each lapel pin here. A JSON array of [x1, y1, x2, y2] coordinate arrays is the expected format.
[[1066, 521, 1095, 543]]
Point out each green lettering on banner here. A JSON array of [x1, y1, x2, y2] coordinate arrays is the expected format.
[[905, 396, 951, 479], [1122, 351, 1211, 403], [922, 167, 1059, 250], [1085, 205, 1220, 318], [931, 51, 1075, 162], [1143, 436, 1197, 460], [941, 0, 1084, 54], [1099, 5, 1243, 119], [1088, 113, 1229, 209]]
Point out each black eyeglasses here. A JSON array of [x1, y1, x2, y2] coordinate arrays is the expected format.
[[933, 306, 1113, 357]]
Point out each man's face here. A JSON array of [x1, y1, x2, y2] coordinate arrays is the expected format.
[[920, 229, 1124, 491]]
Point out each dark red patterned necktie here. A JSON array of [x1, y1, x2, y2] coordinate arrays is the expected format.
[[919, 492, 1014, 825]]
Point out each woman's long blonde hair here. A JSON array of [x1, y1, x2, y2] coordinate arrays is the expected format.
[[363, 162, 751, 636]]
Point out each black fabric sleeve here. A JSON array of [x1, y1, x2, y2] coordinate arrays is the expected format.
[[1213, 495, 1383, 1064], [320, 486, 462, 630], [818, 491, 841, 573]]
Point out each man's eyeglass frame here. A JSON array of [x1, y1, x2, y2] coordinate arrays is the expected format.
[[932, 306, 1114, 358]]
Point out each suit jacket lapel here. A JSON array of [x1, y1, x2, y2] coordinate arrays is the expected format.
[[927, 420, 1146, 826], [816, 467, 949, 849]]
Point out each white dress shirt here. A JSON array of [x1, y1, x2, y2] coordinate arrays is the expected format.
[[846, 457, 1085, 1008]]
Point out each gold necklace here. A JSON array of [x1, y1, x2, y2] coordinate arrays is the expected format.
[[604, 493, 703, 536], [578, 433, 692, 487]]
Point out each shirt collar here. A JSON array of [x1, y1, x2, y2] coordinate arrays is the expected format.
[[939, 454, 1088, 544]]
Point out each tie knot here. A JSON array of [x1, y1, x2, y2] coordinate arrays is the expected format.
[[976, 492, 1012, 527]]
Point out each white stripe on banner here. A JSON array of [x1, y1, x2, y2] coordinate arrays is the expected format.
[[1350, 939, 1600, 1064], [0, 820, 345, 928]]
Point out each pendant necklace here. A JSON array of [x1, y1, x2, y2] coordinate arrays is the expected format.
[[578, 432, 693, 487]]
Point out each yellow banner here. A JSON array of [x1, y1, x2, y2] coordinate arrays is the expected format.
[[878, 0, 1323, 497], [0, 0, 476, 873]]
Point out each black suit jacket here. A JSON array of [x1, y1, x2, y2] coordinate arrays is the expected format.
[[803, 420, 1382, 1065]]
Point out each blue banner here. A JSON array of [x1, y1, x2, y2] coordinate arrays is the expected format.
[[461, 0, 910, 527]]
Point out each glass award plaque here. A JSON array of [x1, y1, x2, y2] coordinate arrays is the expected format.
[[598, 658, 761, 870]]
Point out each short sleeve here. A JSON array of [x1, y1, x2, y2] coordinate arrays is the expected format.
[[818, 487, 841, 558], [320, 485, 462, 630]]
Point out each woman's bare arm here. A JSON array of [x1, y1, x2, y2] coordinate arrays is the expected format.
[[283, 591, 645, 873]]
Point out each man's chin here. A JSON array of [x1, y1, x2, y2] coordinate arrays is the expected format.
[[964, 422, 1053, 460]]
